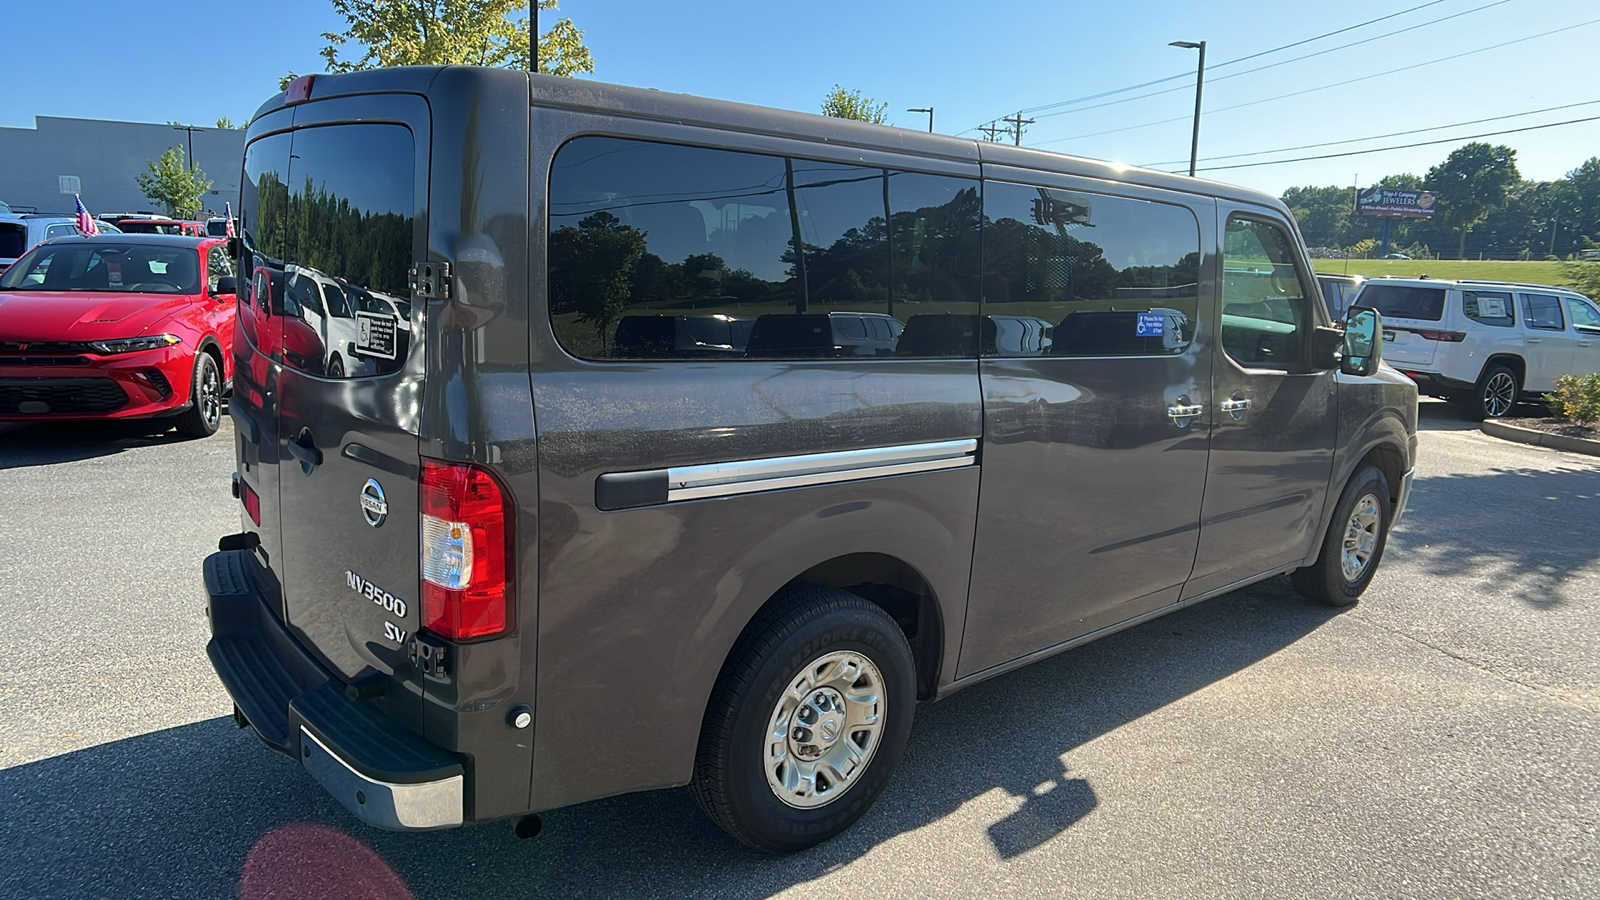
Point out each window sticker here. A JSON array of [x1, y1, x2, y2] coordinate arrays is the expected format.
[[1136, 312, 1166, 337], [355, 311, 398, 359], [1477, 297, 1506, 318]]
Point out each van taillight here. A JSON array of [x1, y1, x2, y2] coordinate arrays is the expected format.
[[420, 461, 513, 641], [1416, 329, 1466, 342]]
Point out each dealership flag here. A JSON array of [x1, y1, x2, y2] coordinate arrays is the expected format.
[[74, 195, 99, 236], [225, 201, 236, 238]]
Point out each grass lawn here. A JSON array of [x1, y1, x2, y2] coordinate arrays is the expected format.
[[1311, 258, 1569, 285]]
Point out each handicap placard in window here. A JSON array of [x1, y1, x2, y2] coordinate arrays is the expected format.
[[1136, 312, 1166, 337], [355, 311, 399, 359]]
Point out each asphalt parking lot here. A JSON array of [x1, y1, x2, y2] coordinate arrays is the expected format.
[[1, 401, 1597, 899]]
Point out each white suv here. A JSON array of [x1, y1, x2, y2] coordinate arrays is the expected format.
[[1351, 276, 1600, 419]]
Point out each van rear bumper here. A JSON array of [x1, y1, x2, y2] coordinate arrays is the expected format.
[[203, 547, 466, 831]]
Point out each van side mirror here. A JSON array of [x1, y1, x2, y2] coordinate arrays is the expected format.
[[214, 275, 237, 298], [1341, 306, 1382, 377]]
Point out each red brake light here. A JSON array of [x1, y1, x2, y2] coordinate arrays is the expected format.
[[1415, 329, 1466, 342], [420, 461, 513, 641], [284, 75, 315, 105]]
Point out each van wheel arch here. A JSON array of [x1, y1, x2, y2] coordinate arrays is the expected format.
[[715, 554, 944, 705], [1477, 354, 1525, 389]]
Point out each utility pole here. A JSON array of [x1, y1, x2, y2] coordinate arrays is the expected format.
[[530, 1, 539, 71], [172, 124, 201, 171], [1002, 111, 1034, 146], [979, 121, 1008, 143]]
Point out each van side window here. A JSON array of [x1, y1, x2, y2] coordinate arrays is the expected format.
[[547, 136, 980, 360], [1462, 290, 1514, 327], [1221, 217, 1312, 368], [1521, 294, 1566, 330], [1565, 296, 1600, 334], [982, 182, 1200, 358]]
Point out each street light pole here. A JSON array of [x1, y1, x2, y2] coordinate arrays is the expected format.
[[172, 124, 200, 171], [907, 107, 934, 133], [530, 1, 539, 72], [1169, 40, 1206, 177]]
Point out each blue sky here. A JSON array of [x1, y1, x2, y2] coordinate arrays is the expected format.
[[6, 0, 1598, 197]]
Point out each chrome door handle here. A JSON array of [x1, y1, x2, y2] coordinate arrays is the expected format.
[[1527, 337, 1541, 343], [1167, 400, 1204, 426], [1219, 397, 1251, 420]]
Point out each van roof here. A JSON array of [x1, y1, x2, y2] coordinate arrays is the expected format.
[[252, 66, 1291, 217]]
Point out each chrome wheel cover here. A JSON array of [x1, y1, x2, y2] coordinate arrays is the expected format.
[[198, 359, 221, 428], [1340, 493, 1382, 582], [764, 650, 885, 809], [1483, 372, 1516, 418]]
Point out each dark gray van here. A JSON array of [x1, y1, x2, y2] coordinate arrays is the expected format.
[[204, 67, 1418, 852]]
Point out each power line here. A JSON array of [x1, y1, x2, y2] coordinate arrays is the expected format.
[[959, 0, 1458, 134], [1139, 99, 1600, 168], [1192, 114, 1600, 172], [1032, 17, 1600, 148], [1027, 0, 1516, 125]]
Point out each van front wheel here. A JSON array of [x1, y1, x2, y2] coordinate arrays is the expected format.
[[691, 585, 916, 852], [1291, 465, 1391, 607]]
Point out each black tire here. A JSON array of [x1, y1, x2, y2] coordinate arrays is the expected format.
[[1290, 465, 1391, 607], [1471, 364, 1520, 420], [327, 355, 345, 378], [691, 584, 916, 852], [173, 352, 222, 439]]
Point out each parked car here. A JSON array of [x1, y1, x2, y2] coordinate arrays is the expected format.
[[612, 313, 754, 358], [0, 233, 236, 437], [204, 67, 1418, 854], [744, 312, 904, 357], [1316, 273, 1366, 320], [115, 218, 208, 237], [1382, 252, 1411, 260], [0, 214, 95, 272], [1351, 276, 1600, 418], [205, 217, 234, 237]]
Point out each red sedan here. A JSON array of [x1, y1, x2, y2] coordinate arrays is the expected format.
[[0, 234, 236, 437]]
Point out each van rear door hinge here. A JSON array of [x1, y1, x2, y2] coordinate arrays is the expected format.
[[409, 261, 451, 301]]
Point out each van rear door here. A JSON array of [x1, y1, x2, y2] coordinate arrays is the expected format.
[[259, 102, 429, 731], [1357, 283, 1449, 368]]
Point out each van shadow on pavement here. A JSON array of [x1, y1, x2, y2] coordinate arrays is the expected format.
[[0, 419, 207, 469], [0, 580, 1343, 900]]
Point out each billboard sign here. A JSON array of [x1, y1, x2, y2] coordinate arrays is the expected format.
[[1357, 187, 1436, 219]]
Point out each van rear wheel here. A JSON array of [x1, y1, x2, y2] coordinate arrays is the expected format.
[[1291, 465, 1391, 607], [691, 585, 915, 852]]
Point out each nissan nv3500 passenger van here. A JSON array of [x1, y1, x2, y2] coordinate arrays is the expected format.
[[205, 66, 1418, 852]]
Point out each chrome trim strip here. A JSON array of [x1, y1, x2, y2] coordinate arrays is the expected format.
[[299, 727, 464, 831], [664, 439, 977, 502]]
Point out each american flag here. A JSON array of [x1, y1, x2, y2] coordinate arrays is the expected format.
[[74, 195, 99, 236], [225, 201, 236, 238]]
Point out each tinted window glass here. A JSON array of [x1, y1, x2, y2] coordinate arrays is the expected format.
[[984, 181, 1200, 357], [1462, 290, 1514, 327], [0, 223, 25, 258], [46, 224, 77, 239], [1221, 217, 1312, 368], [0, 243, 200, 293], [1521, 293, 1565, 331], [281, 124, 415, 378], [206, 246, 232, 293], [1358, 284, 1446, 321], [548, 136, 980, 360], [1568, 297, 1600, 332]]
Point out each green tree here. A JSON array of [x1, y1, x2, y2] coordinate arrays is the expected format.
[[1281, 184, 1355, 248], [549, 211, 647, 348], [821, 85, 889, 124], [1424, 143, 1520, 259], [135, 146, 212, 218], [215, 116, 237, 129], [318, 0, 593, 76]]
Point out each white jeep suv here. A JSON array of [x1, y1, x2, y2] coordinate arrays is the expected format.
[[1351, 276, 1600, 419]]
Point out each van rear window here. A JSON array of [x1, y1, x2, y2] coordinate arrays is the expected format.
[[1358, 284, 1446, 321]]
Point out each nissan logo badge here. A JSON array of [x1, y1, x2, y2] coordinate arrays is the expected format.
[[360, 478, 389, 527]]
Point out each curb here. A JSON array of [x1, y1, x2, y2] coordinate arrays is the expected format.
[[1481, 420, 1600, 458]]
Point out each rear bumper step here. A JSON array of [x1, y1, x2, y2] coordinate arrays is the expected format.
[[203, 547, 465, 831]]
